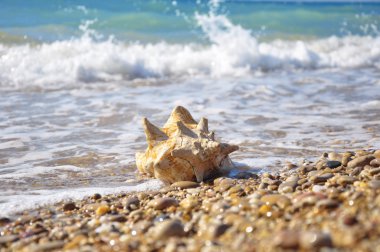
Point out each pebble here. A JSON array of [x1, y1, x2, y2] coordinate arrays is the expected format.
[[370, 159, 380, 167], [369, 167, 380, 176], [180, 197, 198, 210], [207, 223, 230, 239], [95, 205, 110, 216], [274, 230, 299, 249], [278, 181, 297, 193], [124, 197, 140, 210], [91, 193, 102, 200], [30, 241, 65, 252], [369, 180, 380, 189], [326, 160, 342, 169], [316, 199, 340, 209], [233, 171, 259, 179], [151, 198, 178, 210], [153, 219, 186, 239], [110, 215, 127, 222], [63, 202, 77, 211], [0, 217, 11, 226], [337, 176, 357, 185], [171, 181, 199, 189], [0, 235, 18, 244], [260, 194, 291, 209], [347, 155, 375, 169], [311, 173, 334, 183], [300, 232, 333, 249]]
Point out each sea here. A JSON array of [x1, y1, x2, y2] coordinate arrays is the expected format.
[[0, 0, 379, 216]]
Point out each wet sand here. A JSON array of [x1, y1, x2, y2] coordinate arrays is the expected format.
[[1, 149, 380, 251]]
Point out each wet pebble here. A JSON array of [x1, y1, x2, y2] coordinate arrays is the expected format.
[[278, 181, 297, 193], [316, 199, 340, 209], [207, 223, 230, 239], [337, 176, 357, 185], [0, 217, 11, 226], [233, 171, 258, 179], [311, 173, 334, 183], [369, 180, 380, 189], [347, 155, 375, 169], [370, 159, 380, 167], [171, 181, 199, 189], [300, 232, 333, 249], [274, 230, 299, 249], [151, 198, 178, 210], [91, 193, 102, 200], [152, 219, 186, 239], [261, 194, 291, 209], [95, 205, 110, 216], [369, 167, 380, 176], [327, 160, 341, 169], [63, 202, 77, 211], [124, 197, 140, 210]]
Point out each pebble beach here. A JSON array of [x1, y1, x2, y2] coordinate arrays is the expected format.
[[1, 149, 380, 251]]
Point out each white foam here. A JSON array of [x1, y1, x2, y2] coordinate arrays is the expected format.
[[0, 13, 379, 90], [0, 179, 163, 217]]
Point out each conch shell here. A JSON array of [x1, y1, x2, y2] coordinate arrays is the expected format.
[[135, 106, 239, 184]]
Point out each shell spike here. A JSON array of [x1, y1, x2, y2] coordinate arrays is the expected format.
[[221, 143, 239, 155], [197, 117, 209, 133], [176, 121, 197, 138], [142, 117, 168, 144], [165, 106, 197, 126]]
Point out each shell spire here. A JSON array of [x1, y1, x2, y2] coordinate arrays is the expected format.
[[136, 106, 239, 184], [142, 118, 168, 146]]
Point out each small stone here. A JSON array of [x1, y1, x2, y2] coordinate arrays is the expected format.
[[180, 197, 198, 210], [326, 160, 341, 169], [337, 176, 357, 185], [342, 214, 358, 226], [311, 173, 334, 183], [233, 171, 259, 179], [31, 241, 65, 252], [151, 198, 178, 210], [91, 193, 102, 200], [350, 167, 362, 176], [274, 230, 300, 249], [300, 232, 333, 249], [0, 217, 11, 226], [110, 215, 127, 222], [370, 159, 380, 167], [369, 167, 380, 176], [63, 202, 77, 211], [312, 185, 326, 193], [207, 223, 230, 239], [0, 235, 18, 245], [278, 181, 297, 193], [171, 181, 199, 189], [347, 155, 375, 169], [374, 150, 380, 159], [261, 194, 291, 209], [96, 205, 110, 216], [153, 219, 186, 239], [369, 180, 380, 189], [124, 197, 140, 210], [316, 199, 340, 209]]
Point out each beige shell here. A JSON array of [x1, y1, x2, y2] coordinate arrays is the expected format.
[[135, 106, 239, 184]]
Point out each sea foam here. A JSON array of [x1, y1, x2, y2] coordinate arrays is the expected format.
[[0, 12, 379, 90]]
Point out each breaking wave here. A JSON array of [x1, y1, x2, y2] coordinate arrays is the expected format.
[[0, 13, 379, 89]]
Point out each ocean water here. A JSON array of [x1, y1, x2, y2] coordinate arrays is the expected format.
[[0, 0, 380, 216]]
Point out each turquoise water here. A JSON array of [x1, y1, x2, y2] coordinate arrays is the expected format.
[[1, 0, 379, 43], [0, 1, 380, 216]]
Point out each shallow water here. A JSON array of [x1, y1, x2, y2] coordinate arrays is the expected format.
[[0, 0, 380, 216]]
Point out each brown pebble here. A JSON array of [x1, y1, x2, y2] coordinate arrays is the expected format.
[[316, 199, 340, 209], [311, 173, 334, 183], [261, 194, 291, 209], [278, 181, 297, 193], [300, 232, 333, 249], [370, 159, 380, 167], [151, 198, 178, 210], [153, 219, 186, 239], [207, 223, 230, 239], [337, 176, 357, 185], [274, 230, 300, 249], [0, 217, 11, 226], [30, 241, 65, 252], [342, 214, 358, 226], [171, 181, 199, 189], [63, 202, 77, 211], [91, 193, 102, 200], [369, 167, 380, 176], [347, 155, 375, 169], [369, 180, 380, 189], [110, 215, 127, 222], [0, 235, 18, 245]]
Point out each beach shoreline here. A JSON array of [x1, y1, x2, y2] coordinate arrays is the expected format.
[[1, 149, 380, 251]]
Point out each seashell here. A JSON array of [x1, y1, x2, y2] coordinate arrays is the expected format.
[[135, 106, 239, 184]]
